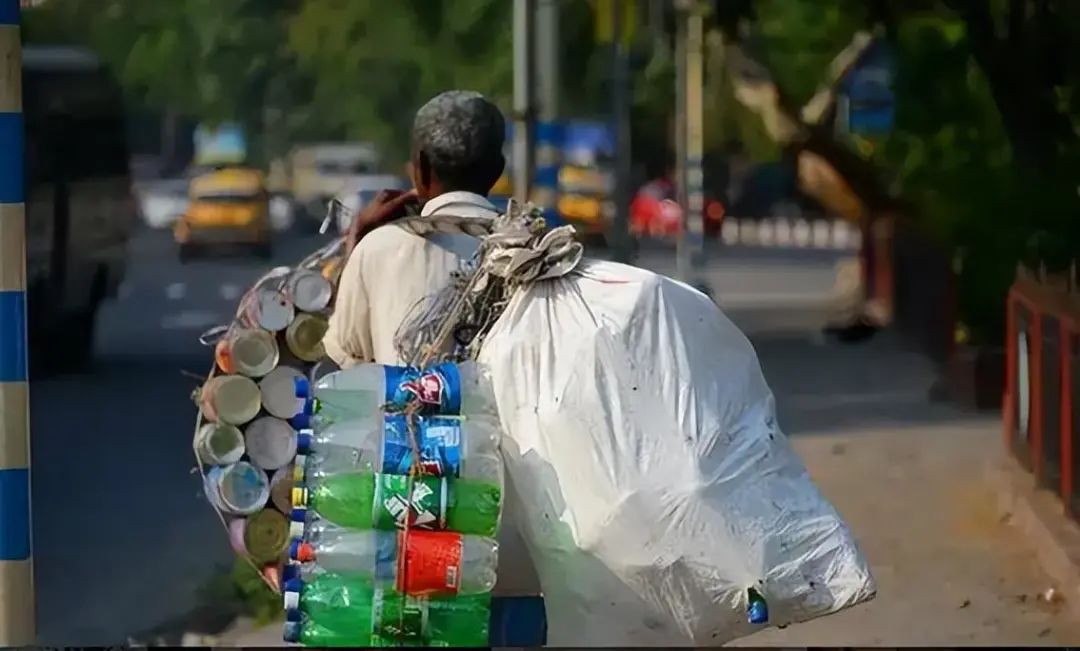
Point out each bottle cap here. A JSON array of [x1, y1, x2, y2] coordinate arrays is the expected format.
[[283, 591, 299, 612], [296, 431, 312, 453], [282, 621, 300, 644], [292, 455, 307, 483], [290, 541, 316, 563], [289, 412, 312, 430], [289, 520, 305, 539], [290, 507, 307, 522], [284, 577, 303, 595], [291, 486, 308, 508], [293, 376, 310, 399], [281, 562, 300, 583], [286, 608, 303, 622]]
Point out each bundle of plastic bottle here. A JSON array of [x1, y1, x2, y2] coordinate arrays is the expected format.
[[283, 361, 504, 647]]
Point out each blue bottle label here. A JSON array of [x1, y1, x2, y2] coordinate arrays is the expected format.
[[383, 363, 463, 414], [383, 365, 409, 404], [381, 415, 463, 477]]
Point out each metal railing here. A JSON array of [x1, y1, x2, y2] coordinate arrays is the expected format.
[[1005, 266, 1080, 518]]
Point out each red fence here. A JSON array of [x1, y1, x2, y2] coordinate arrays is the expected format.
[[1004, 269, 1080, 515]]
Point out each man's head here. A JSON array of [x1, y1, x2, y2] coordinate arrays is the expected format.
[[410, 90, 506, 202]]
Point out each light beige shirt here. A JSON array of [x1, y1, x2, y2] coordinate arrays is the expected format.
[[324, 191, 541, 596]]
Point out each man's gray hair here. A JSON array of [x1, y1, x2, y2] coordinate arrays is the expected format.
[[412, 90, 505, 191]]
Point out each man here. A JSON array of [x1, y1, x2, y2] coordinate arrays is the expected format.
[[325, 90, 506, 366], [323, 91, 544, 644]]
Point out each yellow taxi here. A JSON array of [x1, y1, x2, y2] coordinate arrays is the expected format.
[[175, 167, 272, 262], [556, 165, 612, 238]]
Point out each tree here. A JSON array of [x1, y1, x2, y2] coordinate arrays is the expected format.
[[710, 0, 1080, 343], [23, 0, 313, 162]]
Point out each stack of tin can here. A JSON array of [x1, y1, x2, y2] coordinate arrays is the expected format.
[[193, 264, 339, 589]]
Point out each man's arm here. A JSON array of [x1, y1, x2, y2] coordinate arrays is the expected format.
[[324, 244, 374, 368]]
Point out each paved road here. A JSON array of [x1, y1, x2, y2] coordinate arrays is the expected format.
[[32, 226, 328, 645]]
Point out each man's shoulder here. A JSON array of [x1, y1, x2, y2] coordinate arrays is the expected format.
[[355, 222, 426, 252]]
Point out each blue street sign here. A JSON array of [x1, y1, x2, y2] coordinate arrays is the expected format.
[[842, 41, 895, 136]]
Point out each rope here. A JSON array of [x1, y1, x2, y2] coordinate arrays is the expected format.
[[394, 200, 583, 365]]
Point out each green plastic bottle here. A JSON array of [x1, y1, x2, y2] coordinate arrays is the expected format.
[[303, 470, 501, 537], [283, 572, 491, 647]]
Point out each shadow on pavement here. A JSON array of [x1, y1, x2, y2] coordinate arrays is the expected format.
[[750, 331, 978, 437]]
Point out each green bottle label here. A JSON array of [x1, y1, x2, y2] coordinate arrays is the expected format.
[[373, 474, 448, 531], [371, 588, 433, 645]]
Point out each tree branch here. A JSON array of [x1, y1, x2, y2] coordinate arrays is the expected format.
[[800, 30, 875, 127], [719, 31, 896, 216]]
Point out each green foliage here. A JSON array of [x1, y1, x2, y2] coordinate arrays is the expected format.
[[748, 0, 1080, 345], [200, 558, 283, 626], [286, 0, 514, 164]]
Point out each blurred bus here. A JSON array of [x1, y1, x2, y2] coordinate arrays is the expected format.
[[22, 45, 137, 367]]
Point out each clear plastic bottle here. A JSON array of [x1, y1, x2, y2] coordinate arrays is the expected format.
[[287, 524, 498, 595], [289, 464, 502, 537], [281, 580, 491, 647], [294, 415, 500, 480], [293, 361, 498, 422]]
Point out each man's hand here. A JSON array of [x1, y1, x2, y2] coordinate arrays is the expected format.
[[345, 189, 420, 251]]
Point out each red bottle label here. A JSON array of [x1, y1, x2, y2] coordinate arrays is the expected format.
[[397, 530, 463, 595]]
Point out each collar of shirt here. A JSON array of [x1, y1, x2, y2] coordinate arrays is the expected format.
[[420, 191, 499, 219]]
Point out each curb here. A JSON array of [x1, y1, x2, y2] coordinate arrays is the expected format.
[[720, 217, 861, 250], [987, 453, 1080, 615]]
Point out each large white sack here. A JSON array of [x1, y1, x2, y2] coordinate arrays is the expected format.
[[478, 259, 876, 646]]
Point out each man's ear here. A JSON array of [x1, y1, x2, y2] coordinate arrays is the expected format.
[[417, 151, 433, 189]]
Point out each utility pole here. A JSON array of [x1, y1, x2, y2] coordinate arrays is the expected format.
[[610, 0, 633, 263], [512, 0, 536, 205], [0, 0, 35, 645], [533, 0, 561, 221], [675, 0, 707, 291]]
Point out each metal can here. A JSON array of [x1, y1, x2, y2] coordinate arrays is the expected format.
[[199, 374, 262, 426], [286, 269, 333, 313], [269, 466, 294, 514], [285, 313, 329, 362], [244, 508, 290, 564], [244, 416, 298, 471], [259, 366, 306, 419], [215, 328, 279, 378], [241, 286, 295, 333], [194, 422, 246, 466], [205, 462, 270, 516]]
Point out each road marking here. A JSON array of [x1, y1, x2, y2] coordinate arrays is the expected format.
[[165, 282, 186, 301], [219, 284, 242, 301], [160, 310, 222, 330]]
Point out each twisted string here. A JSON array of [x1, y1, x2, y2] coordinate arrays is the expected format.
[[394, 201, 583, 365]]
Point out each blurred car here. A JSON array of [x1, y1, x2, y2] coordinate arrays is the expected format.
[[630, 177, 726, 239], [23, 45, 138, 367], [557, 164, 614, 239], [134, 178, 189, 229], [174, 166, 272, 262]]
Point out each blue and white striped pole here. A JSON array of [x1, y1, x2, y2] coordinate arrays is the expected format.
[[0, 0, 34, 645]]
